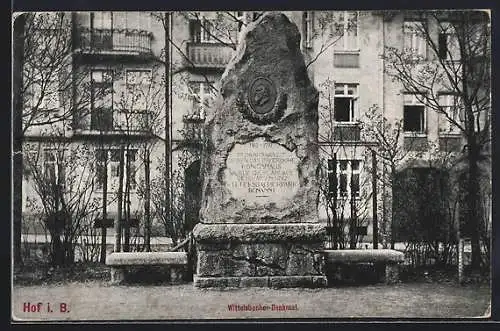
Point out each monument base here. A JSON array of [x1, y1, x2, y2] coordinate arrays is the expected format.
[[193, 223, 328, 288], [194, 275, 328, 288]]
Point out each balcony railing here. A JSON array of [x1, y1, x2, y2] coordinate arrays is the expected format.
[[78, 110, 151, 134], [114, 111, 151, 132], [76, 28, 153, 55], [333, 123, 361, 141], [186, 42, 234, 69]]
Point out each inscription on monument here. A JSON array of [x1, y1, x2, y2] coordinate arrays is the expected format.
[[224, 137, 300, 204]]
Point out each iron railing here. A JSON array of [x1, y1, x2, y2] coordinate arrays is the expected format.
[[333, 123, 362, 141], [186, 42, 234, 68], [86, 110, 151, 133], [76, 28, 153, 55]]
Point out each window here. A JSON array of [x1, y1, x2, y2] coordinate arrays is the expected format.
[[438, 22, 460, 61], [95, 148, 137, 192], [43, 150, 57, 182], [327, 159, 336, 198], [43, 149, 64, 185], [327, 159, 361, 199], [439, 94, 463, 134], [189, 18, 216, 43], [303, 11, 313, 49], [126, 149, 137, 189], [403, 93, 426, 133], [334, 83, 358, 123], [188, 81, 216, 119], [126, 70, 152, 111], [92, 12, 112, 29], [90, 70, 114, 131], [113, 12, 151, 31], [91, 12, 113, 50], [404, 21, 426, 58], [335, 11, 358, 51]]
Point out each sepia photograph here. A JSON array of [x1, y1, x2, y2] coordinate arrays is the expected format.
[[11, 9, 492, 321]]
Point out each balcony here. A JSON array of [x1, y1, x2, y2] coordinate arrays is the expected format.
[[333, 123, 361, 142], [75, 28, 153, 58], [186, 42, 234, 69], [74, 110, 151, 136]]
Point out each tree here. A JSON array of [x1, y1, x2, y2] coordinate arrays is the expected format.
[[383, 10, 491, 271], [13, 12, 111, 266], [147, 11, 240, 244], [316, 79, 373, 249], [117, 63, 166, 251], [361, 105, 427, 248], [23, 133, 99, 267]]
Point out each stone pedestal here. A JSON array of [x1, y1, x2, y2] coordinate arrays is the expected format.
[[193, 223, 327, 288], [194, 13, 327, 288]]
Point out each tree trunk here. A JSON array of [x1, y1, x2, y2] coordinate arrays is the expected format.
[[467, 139, 482, 271], [123, 148, 131, 252], [164, 12, 171, 244], [390, 164, 396, 249], [372, 150, 378, 249], [114, 145, 124, 252], [13, 13, 26, 268], [332, 154, 338, 249], [144, 150, 151, 252], [349, 198, 357, 249], [100, 160, 108, 263]]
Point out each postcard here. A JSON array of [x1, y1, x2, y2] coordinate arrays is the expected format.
[[12, 9, 491, 321]]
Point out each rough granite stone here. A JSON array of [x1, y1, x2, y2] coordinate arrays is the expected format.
[[193, 276, 327, 288], [198, 12, 320, 225], [285, 249, 316, 276], [240, 276, 269, 287], [197, 242, 325, 278], [193, 223, 326, 243], [269, 276, 315, 288]]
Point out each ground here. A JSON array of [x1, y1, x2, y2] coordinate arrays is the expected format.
[[12, 261, 491, 320], [12, 282, 490, 321]]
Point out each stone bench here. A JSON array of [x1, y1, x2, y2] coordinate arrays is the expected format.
[[323, 249, 405, 284], [106, 252, 188, 284]]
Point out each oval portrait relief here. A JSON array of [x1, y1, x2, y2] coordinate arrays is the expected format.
[[248, 77, 277, 115]]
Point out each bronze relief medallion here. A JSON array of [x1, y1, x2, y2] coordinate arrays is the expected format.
[[248, 77, 277, 115]]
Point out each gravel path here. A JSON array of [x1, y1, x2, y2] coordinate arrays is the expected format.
[[12, 282, 490, 321]]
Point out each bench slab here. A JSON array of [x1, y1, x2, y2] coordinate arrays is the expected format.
[[106, 252, 188, 266], [324, 249, 405, 263]]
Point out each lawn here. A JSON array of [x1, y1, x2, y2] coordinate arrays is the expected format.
[[12, 282, 490, 321]]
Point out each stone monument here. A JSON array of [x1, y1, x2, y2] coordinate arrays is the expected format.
[[192, 12, 327, 288]]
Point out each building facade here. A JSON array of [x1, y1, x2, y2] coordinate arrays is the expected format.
[[19, 10, 491, 259]]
